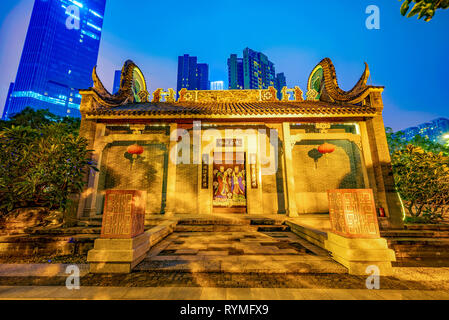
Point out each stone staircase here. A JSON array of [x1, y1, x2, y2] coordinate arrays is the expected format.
[[173, 217, 289, 233], [380, 224, 449, 267]]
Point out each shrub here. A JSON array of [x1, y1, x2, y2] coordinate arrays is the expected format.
[[391, 145, 449, 222], [0, 123, 96, 216]]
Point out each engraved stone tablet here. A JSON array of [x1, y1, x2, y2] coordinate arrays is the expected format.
[[101, 190, 146, 239], [327, 189, 380, 238]]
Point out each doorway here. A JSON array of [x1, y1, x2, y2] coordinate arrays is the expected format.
[[212, 152, 247, 213]]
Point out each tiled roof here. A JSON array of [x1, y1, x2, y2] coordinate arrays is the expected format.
[[85, 101, 377, 118]]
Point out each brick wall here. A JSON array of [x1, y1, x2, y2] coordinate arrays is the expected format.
[[292, 139, 365, 213], [97, 141, 168, 216]]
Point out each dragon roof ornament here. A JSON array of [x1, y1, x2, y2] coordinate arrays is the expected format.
[[86, 60, 148, 107], [306, 58, 383, 104]]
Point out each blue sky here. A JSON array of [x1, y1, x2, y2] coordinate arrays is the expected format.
[[0, 0, 448, 130]]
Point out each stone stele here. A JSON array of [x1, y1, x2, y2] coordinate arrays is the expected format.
[[324, 189, 396, 276]]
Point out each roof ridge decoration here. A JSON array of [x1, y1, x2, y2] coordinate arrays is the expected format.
[[306, 58, 383, 104], [177, 86, 285, 103], [80, 58, 383, 113], [88, 60, 149, 107]]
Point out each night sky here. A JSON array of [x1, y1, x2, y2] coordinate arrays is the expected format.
[[0, 0, 448, 131]]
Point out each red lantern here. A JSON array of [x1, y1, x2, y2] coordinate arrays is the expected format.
[[318, 142, 336, 154], [127, 144, 144, 158]]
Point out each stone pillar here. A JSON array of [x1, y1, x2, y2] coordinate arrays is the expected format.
[[165, 123, 178, 216], [77, 117, 99, 218], [281, 122, 298, 217], [365, 92, 404, 228], [359, 122, 382, 208]]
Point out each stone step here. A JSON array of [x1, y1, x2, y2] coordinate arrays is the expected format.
[[382, 230, 449, 238], [26, 227, 101, 235], [0, 234, 97, 256], [176, 219, 252, 226], [77, 219, 102, 227], [135, 256, 347, 274], [284, 221, 328, 250], [393, 258, 449, 267], [392, 250, 449, 259], [256, 225, 290, 232], [174, 225, 259, 232], [387, 238, 449, 246], [404, 224, 449, 231], [380, 230, 436, 238], [250, 218, 284, 226]]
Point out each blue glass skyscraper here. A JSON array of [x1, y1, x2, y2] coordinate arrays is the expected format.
[[3, 0, 106, 119], [112, 70, 121, 94], [176, 54, 209, 97]]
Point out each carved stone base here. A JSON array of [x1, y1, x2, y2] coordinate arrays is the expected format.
[[87, 232, 149, 273], [325, 232, 396, 276]]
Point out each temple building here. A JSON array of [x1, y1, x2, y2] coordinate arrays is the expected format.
[[77, 58, 404, 229]]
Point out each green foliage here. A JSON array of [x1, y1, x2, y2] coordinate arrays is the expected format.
[[399, 0, 449, 21], [386, 127, 449, 156], [391, 145, 449, 222], [0, 108, 94, 216], [0, 107, 81, 133]]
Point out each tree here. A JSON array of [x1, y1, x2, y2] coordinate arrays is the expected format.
[[0, 107, 81, 133], [399, 0, 449, 21], [386, 127, 449, 156], [391, 145, 449, 222], [0, 123, 95, 216]]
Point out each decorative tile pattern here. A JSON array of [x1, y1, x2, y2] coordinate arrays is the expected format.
[[328, 189, 380, 238], [101, 190, 146, 239]]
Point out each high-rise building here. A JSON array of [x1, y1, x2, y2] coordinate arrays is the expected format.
[[210, 81, 224, 91], [399, 118, 449, 144], [243, 48, 276, 89], [3, 0, 106, 119], [197, 63, 210, 90], [176, 54, 209, 96], [2, 82, 15, 120], [112, 70, 121, 94], [227, 48, 277, 90], [275, 72, 286, 100], [227, 54, 243, 89]]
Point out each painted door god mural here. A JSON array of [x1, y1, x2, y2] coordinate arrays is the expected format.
[[213, 152, 247, 211]]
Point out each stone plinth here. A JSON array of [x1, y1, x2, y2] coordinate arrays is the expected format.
[[88, 190, 147, 273], [325, 232, 396, 275], [88, 232, 150, 273], [325, 189, 396, 275]]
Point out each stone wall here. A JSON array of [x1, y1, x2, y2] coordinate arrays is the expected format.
[[175, 162, 199, 214], [261, 136, 286, 215], [292, 139, 365, 213], [97, 141, 168, 216]]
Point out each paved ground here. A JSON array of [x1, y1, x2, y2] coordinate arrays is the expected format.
[[0, 220, 448, 300], [0, 286, 448, 300], [135, 231, 346, 273]]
